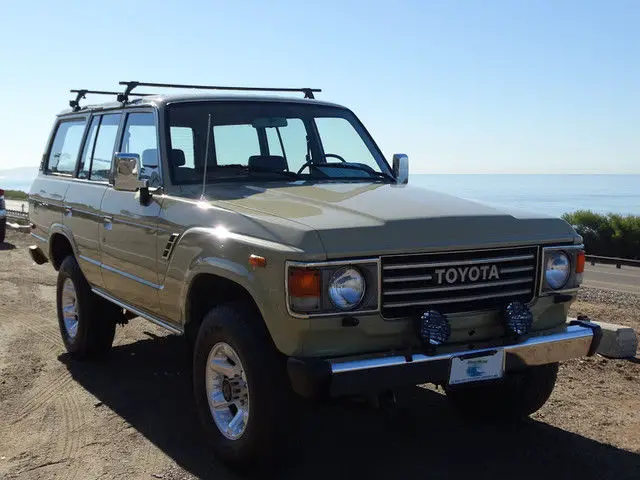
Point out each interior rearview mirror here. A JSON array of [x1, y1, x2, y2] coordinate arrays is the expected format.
[[251, 117, 288, 129], [113, 153, 149, 192], [392, 153, 409, 184]]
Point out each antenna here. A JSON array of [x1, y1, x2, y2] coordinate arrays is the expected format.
[[201, 113, 213, 200]]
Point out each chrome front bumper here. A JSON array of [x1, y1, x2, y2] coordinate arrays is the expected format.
[[287, 321, 601, 397]]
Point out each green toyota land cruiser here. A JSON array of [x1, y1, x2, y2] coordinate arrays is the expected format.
[[29, 81, 601, 467]]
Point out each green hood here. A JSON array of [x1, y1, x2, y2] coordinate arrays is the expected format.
[[205, 181, 578, 258]]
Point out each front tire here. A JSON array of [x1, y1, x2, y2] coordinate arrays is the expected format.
[[56, 255, 118, 359], [193, 303, 292, 468], [445, 363, 559, 421]]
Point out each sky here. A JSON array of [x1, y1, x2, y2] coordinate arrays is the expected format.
[[0, 0, 638, 174]]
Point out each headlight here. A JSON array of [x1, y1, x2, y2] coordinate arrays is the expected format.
[[328, 267, 366, 310], [545, 251, 570, 289]]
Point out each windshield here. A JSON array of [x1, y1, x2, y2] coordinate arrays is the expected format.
[[165, 102, 392, 184]]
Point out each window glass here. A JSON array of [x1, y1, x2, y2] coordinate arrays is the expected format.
[[214, 124, 259, 166], [170, 126, 195, 168], [78, 117, 100, 179], [90, 114, 121, 182], [121, 112, 159, 183], [265, 119, 308, 172], [47, 119, 86, 175], [315, 117, 379, 171]]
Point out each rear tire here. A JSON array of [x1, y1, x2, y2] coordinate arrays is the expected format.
[[0, 217, 6, 243], [445, 363, 559, 421], [193, 303, 292, 469], [56, 255, 118, 359]]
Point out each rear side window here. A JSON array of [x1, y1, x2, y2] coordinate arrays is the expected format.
[[90, 114, 121, 182], [47, 119, 86, 175], [78, 116, 100, 179]]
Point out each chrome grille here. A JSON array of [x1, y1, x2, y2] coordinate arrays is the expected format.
[[382, 247, 539, 319]]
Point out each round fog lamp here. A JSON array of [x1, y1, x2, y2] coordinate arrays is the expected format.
[[328, 267, 365, 310], [545, 252, 570, 289], [504, 302, 533, 337], [415, 310, 451, 346]]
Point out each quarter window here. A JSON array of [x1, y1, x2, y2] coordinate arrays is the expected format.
[[90, 114, 121, 182], [47, 119, 86, 175]]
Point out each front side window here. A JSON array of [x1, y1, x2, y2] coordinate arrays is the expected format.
[[47, 119, 86, 175], [121, 112, 159, 184], [166, 102, 390, 184], [90, 114, 121, 182]]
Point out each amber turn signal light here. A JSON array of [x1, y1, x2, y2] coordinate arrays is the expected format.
[[288, 268, 320, 297], [576, 250, 585, 274]]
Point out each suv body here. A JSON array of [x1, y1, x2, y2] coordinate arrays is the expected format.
[[29, 87, 601, 465]]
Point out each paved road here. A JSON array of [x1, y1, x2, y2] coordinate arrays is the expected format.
[[584, 263, 640, 294]]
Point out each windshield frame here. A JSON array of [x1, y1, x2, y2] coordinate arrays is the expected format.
[[162, 100, 393, 186]]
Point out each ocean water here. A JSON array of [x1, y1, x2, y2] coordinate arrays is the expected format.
[[1, 172, 638, 218], [410, 174, 640, 218]]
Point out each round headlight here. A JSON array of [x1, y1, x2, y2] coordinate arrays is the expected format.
[[328, 267, 365, 310], [545, 252, 570, 289]]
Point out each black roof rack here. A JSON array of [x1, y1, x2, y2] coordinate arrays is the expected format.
[[69, 89, 152, 111], [117, 81, 321, 102]]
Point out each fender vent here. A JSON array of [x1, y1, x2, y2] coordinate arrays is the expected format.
[[162, 233, 180, 260]]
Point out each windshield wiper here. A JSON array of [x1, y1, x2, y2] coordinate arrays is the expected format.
[[319, 163, 395, 182]]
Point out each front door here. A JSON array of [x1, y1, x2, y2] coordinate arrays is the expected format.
[[100, 111, 163, 314]]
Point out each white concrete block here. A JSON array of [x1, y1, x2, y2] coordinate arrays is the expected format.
[[592, 321, 638, 359]]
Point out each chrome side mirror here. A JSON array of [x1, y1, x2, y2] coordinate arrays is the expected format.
[[392, 154, 409, 184], [113, 153, 149, 192]]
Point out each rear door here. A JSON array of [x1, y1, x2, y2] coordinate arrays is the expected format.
[[62, 113, 121, 287], [100, 110, 163, 314], [30, 116, 87, 244]]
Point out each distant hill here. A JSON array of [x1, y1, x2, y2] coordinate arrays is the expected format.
[[0, 166, 39, 178], [0, 166, 39, 192]]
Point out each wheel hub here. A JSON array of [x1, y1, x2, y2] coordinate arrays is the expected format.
[[205, 342, 250, 440], [61, 278, 79, 340]]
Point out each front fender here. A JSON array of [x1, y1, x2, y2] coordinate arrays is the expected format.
[[158, 226, 313, 354]]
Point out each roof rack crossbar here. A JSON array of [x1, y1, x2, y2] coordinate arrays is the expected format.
[[69, 89, 151, 111], [118, 81, 321, 99]]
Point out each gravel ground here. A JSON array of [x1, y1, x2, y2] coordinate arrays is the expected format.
[[0, 230, 639, 480]]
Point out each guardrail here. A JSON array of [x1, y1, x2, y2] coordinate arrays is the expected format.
[[6, 209, 29, 221], [586, 255, 640, 269]]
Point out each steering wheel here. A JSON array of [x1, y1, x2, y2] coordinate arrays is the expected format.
[[325, 153, 346, 162], [296, 154, 347, 175]]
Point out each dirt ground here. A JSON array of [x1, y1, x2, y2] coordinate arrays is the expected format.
[[1, 229, 639, 480]]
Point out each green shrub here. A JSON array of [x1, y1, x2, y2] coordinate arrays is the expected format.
[[562, 210, 640, 259], [2, 189, 28, 200]]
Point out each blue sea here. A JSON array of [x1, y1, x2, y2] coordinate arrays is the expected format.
[[1, 172, 638, 218], [411, 174, 640, 218]]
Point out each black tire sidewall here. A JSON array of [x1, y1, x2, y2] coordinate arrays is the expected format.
[[56, 255, 115, 358], [193, 304, 289, 467]]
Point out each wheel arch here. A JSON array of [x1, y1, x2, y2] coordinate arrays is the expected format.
[[48, 228, 78, 270]]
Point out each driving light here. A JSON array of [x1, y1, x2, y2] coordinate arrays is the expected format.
[[415, 310, 450, 347], [328, 267, 365, 310], [503, 302, 533, 337], [545, 251, 570, 289]]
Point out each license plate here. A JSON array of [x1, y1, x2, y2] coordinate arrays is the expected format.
[[448, 349, 505, 385]]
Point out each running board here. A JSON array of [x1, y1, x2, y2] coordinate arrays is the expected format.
[[92, 287, 183, 335]]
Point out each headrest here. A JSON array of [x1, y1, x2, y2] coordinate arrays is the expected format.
[[171, 149, 186, 167], [248, 155, 287, 172], [141, 149, 158, 168]]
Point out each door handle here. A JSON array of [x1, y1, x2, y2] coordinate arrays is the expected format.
[[103, 216, 113, 231]]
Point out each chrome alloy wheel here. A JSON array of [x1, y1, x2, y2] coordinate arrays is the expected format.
[[205, 342, 250, 440], [61, 278, 79, 340]]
